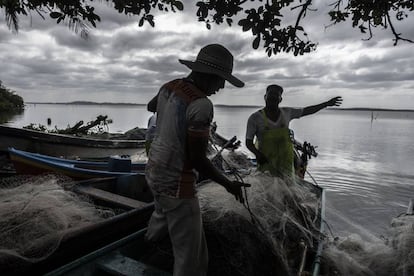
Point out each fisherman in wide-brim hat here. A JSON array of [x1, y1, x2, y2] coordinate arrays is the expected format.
[[145, 44, 250, 276]]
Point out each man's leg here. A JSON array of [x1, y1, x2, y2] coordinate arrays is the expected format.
[[161, 197, 208, 276], [145, 195, 169, 242]]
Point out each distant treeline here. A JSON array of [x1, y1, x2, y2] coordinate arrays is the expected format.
[[24, 101, 414, 112], [26, 101, 145, 106], [0, 81, 24, 113], [26, 101, 262, 109], [333, 107, 414, 112]]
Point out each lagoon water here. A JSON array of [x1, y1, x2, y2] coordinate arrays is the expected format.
[[4, 103, 414, 243]]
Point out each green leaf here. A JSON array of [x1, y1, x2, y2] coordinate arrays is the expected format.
[[50, 12, 61, 19], [294, 47, 299, 56], [238, 19, 248, 26], [226, 18, 232, 26], [359, 24, 367, 33], [253, 35, 260, 49], [238, 19, 251, 31], [148, 18, 154, 27], [174, 1, 184, 11], [374, 16, 382, 25]]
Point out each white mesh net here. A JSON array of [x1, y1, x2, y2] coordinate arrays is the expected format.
[[0, 174, 115, 267], [321, 212, 414, 276], [140, 170, 322, 275], [197, 171, 322, 275]]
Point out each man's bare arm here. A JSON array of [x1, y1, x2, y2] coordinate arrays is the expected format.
[[302, 96, 343, 116], [188, 132, 250, 203], [246, 139, 267, 165]]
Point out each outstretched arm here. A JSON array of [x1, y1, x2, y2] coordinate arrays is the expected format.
[[302, 96, 343, 116]]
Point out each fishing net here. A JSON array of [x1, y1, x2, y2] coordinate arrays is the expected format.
[[391, 213, 414, 275], [0, 174, 115, 269], [200, 172, 321, 276], [143, 170, 322, 276], [321, 210, 414, 276], [219, 150, 254, 172]]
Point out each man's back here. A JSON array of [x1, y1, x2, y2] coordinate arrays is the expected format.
[[146, 79, 213, 198]]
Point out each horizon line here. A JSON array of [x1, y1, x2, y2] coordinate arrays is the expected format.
[[25, 101, 414, 112]]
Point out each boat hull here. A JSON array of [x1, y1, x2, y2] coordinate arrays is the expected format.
[[44, 178, 326, 276], [9, 148, 145, 179], [0, 125, 145, 158], [0, 176, 154, 276]]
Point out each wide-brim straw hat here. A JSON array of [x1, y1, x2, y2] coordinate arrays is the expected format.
[[179, 44, 244, 88]]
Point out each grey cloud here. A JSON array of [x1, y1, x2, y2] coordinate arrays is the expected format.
[[93, 3, 141, 30], [130, 54, 184, 74], [26, 61, 65, 75], [1, 1, 413, 108], [339, 71, 414, 83], [349, 50, 414, 72], [51, 29, 102, 51], [0, 26, 13, 42]]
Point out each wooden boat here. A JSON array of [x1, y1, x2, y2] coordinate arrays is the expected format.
[[6, 143, 326, 275], [44, 227, 169, 276], [42, 179, 326, 276], [9, 147, 145, 179], [0, 125, 146, 158], [0, 176, 155, 276], [8, 148, 250, 180], [9, 148, 147, 171]]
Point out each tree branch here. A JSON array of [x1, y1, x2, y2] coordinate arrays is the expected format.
[[386, 12, 414, 45]]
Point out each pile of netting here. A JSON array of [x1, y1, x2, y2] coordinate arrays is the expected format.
[[0, 174, 115, 269], [321, 209, 414, 276], [144, 170, 322, 276]]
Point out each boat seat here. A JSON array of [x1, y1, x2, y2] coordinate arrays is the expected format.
[[96, 251, 171, 276], [75, 185, 148, 210]]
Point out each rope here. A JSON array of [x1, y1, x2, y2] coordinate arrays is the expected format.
[[218, 152, 269, 234], [306, 169, 319, 186]]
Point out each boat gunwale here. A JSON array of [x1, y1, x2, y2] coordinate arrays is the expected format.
[[9, 148, 143, 179], [0, 125, 146, 149]]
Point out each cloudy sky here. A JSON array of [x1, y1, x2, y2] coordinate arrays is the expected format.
[[1, 1, 413, 109]]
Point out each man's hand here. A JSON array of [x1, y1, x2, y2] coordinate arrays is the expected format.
[[325, 96, 343, 107], [225, 181, 251, 204], [256, 151, 268, 165]]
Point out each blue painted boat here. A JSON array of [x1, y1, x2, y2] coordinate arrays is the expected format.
[[8, 147, 146, 179]]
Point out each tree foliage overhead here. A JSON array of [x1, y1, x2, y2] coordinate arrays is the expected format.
[[1, 0, 413, 57]]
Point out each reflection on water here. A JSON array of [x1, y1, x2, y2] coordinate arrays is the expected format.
[[0, 110, 24, 124], [293, 110, 414, 238]]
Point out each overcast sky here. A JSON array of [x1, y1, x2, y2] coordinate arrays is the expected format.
[[1, 1, 413, 109]]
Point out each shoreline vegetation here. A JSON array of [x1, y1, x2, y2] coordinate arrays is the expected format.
[[25, 101, 414, 112], [0, 82, 24, 113]]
